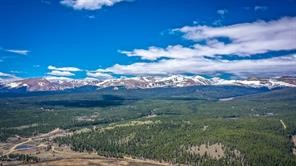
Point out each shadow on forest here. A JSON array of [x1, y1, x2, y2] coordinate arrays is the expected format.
[[38, 95, 132, 107]]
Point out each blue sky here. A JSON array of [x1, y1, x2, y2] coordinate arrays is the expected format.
[[0, 0, 296, 80]]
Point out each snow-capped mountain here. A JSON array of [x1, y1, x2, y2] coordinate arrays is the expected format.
[[97, 75, 211, 89], [210, 77, 296, 89], [0, 75, 295, 92]]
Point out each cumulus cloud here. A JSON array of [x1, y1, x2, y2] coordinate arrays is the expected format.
[[5, 49, 30, 55], [48, 65, 81, 72], [121, 17, 296, 60], [48, 70, 75, 77], [86, 70, 113, 80], [178, 17, 296, 54], [119, 45, 198, 60], [60, 0, 129, 10], [104, 54, 296, 77], [47, 65, 82, 78], [103, 17, 296, 78]]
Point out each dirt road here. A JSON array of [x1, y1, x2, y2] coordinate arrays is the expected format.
[[5, 138, 32, 155], [280, 120, 287, 129]]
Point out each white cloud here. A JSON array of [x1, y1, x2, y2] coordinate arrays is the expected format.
[[48, 65, 81, 72], [177, 17, 296, 54], [108, 17, 296, 77], [48, 70, 75, 77], [0, 72, 20, 81], [60, 0, 129, 10], [217, 9, 228, 15], [5, 49, 30, 55], [254, 6, 268, 11], [44, 76, 73, 81], [119, 45, 198, 60], [86, 70, 113, 80], [88, 15, 96, 19], [10, 70, 24, 74], [212, 19, 223, 26], [47, 65, 82, 78], [178, 17, 295, 42], [0, 72, 15, 78], [104, 54, 296, 77], [121, 17, 296, 60]]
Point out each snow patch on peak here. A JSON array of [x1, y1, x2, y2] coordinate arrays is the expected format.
[[268, 79, 296, 88], [6, 82, 22, 88], [211, 77, 296, 89]]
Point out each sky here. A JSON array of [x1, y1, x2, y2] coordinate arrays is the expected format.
[[0, 0, 296, 80]]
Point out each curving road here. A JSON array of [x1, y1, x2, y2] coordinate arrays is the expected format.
[[4, 138, 32, 155]]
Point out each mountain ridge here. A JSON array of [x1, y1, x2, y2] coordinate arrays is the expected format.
[[1, 75, 295, 92]]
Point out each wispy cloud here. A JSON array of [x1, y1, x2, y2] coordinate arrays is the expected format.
[[47, 65, 82, 77], [60, 0, 130, 10], [217, 9, 228, 16], [104, 54, 296, 77], [88, 15, 96, 19], [5, 49, 30, 55], [44, 76, 73, 81], [0, 72, 19, 81], [41, 0, 51, 5], [86, 70, 113, 80], [119, 45, 198, 60], [0, 72, 16, 78], [213, 9, 228, 26], [48, 70, 75, 77], [254, 6, 268, 11], [10, 70, 25, 74], [48, 65, 81, 72]]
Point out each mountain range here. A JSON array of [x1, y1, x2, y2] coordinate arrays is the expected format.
[[1, 75, 296, 92]]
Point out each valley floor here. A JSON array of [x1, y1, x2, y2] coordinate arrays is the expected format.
[[0, 129, 169, 166], [1, 87, 296, 165]]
